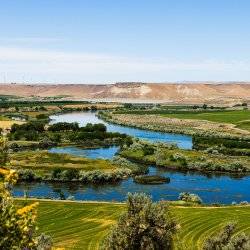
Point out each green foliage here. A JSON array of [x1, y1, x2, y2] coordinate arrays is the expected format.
[[193, 135, 250, 150], [102, 193, 176, 250], [18, 169, 38, 182], [0, 137, 8, 166], [203, 223, 250, 250], [10, 121, 45, 133], [0, 169, 52, 249], [134, 175, 170, 185], [61, 169, 79, 180], [179, 192, 202, 204], [48, 122, 79, 132], [36, 113, 49, 120], [120, 140, 250, 173], [8, 121, 46, 141], [142, 144, 155, 156], [169, 153, 188, 166]]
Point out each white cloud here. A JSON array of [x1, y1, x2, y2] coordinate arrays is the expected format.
[[0, 46, 249, 83]]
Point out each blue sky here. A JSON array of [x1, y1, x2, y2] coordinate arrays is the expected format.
[[0, 0, 250, 83]]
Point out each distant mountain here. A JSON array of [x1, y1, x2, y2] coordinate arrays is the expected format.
[[0, 82, 249, 104]]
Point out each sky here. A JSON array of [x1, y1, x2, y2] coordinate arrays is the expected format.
[[0, 0, 250, 84]]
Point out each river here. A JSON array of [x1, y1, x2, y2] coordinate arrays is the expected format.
[[13, 111, 250, 204]]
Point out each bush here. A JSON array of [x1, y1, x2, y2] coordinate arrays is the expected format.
[[102, 193, 176, 250], [240, 201, 248, 205], [10, 121, 45, 133], [61, 169, 79, 181], [0, 169, 51, 249], [178, 192, 202, 204], [36, 114, 49, 120], [51, 168, 62, 179], [170, 153, 188, 166], [48, 122, 79, 132], [203, 223, 250, 250], [134, 175, 170, 185], [17, 169, 37, 182], [37, 233, 53, 250]]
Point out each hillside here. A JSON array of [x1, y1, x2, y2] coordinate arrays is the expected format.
[[0, 82, 249, 104]]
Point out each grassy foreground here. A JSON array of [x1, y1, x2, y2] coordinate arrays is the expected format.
[[16, 199, 250, 250]]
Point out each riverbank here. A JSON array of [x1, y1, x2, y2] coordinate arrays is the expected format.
[[99, 111, 250, 140], [15, 198, 250, 250], [119, 140, 250, 173]]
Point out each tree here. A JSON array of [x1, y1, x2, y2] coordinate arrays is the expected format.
[[203, 223, 250, 250], [102, 193, 176, 250], [202, 104, 207, 109]]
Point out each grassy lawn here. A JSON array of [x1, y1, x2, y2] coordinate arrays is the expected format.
[[9, 151, 118, 172], [160, 110, 250, 126], [16, 200, 250, 250]]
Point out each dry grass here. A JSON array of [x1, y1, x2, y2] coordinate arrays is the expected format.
[[110, 113, 250, 138], [0, 120, 24, 129]]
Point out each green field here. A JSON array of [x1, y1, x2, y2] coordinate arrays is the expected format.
[[16, 200, 250, 250], [9, 151, 118, 172], [160, 110, 250, 125]]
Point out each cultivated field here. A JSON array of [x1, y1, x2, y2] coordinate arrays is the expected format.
[[16, 200, 250, 250], [160, 110, 250, 130]]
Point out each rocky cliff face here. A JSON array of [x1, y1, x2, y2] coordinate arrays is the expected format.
[[0, 82, 249, 104]]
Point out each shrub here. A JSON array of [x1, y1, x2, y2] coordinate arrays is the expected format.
[[134, 175, 170, 185], [203, 223, 250, 250], [0, 137, 8, 166], [18, 169, 37, 182], [240, 201, 248, 205], [170, 153, 188, 166], [51, 168, 62, 179], [37, 233, 53, 250], [102, 193, 176, 250], [61, 169, 79, 181], [48, 122, 79, 132], [179, 192, 202, 204], [36, 114, 49, 120], [0, 169, 51, 249]]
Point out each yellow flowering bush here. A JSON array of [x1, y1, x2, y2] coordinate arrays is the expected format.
[[0, 137, 8, 166], [0, 169, 44, 249], [0, 136, 52, 249]]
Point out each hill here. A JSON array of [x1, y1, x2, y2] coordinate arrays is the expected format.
[[0, 82, 250, 104]]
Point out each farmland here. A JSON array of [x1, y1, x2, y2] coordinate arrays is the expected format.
[[103, 109, 250, 139], [15, 199, 250, 250]]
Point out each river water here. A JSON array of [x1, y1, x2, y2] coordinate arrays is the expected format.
[[13, 111, 250, 204], [49, 111, 192, 149]]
